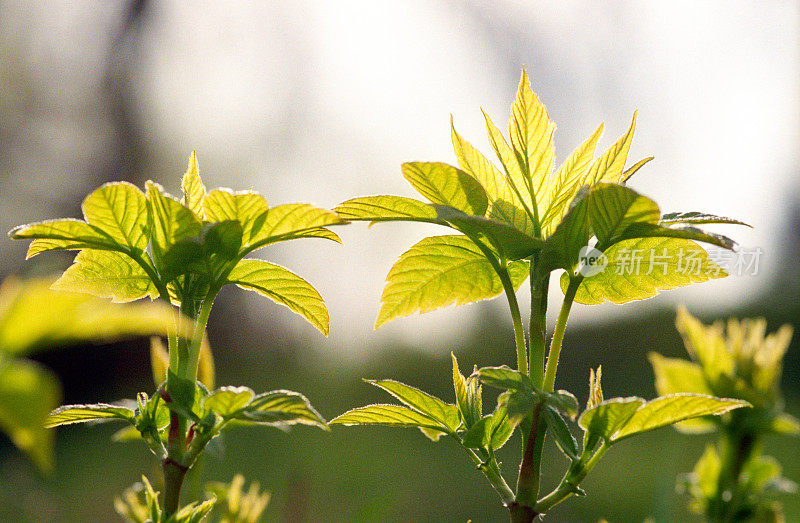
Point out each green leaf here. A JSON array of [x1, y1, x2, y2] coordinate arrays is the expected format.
[[769, 413, 800, 435], [0, 359, 60, 472], [586, 184, 660, 246], [170, 498, 216, 523], [451, 117, 534, 235], [617, 222, 737, 251], [476, 365, 533, 391], [227, 259, 328, 336], [246, 203, 342, 253], [51, 249, 158, 302], [461, 401, 514, 452], [648, 353, 713, 396], [82, 182, 148, 251], [331, 404, 445, 432], [621, 156, 654, 182], [145, 181, 203, 268], [476, 365, 578, 418], [10, 219, 120, 258], [376, 235, 528, 328], [434, 206, 542, 260], [164, 371, 202, 422], [580, 393, 749, 445], [611, 393, 748, 442], [675, 305, 734, 379], [660, 212, 751, 227], [544, 406, 579, 461], [539, 124, 604, 237], [181, 151, 206, 218], [451, 353, 478, 429], [202, 386, 255, 418], [203, 188, 270, 249], [401, 162, 488, 216], [0, 277, 184, 356], [508, 68, 555, 203], [578, 396, 643, 443], [539, 188, 591, 272], [335, 195, 440, 223], [566, 237, 727, 305], [584, 112, 637, 186], [46, 402, 135, 428], [482, 109, 535, 223], [160, 221, 243, 281], [237, 390, 327, 429], [366, 379, 459, 432]]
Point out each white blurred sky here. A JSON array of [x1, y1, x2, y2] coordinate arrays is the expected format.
[[2, 1, 798, 358]]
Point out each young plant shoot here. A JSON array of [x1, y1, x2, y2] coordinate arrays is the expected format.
[[651, 307, 799, 521], [9, 153, 344, 519], [331, 69, 751, 521]]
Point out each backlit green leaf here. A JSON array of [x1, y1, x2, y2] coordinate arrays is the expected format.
[[539, 124, 604, 237], [617, 222, 737, 250], [246, 203, 342, 253], [587, 184, 660, 246], [482, 109, 535, 222], [0, 277, 183, 356], [544, 406, 579, 461], [660, 212, 751, 227], [475, 365, 532, 391], [334, 195, 440, 223], [649, 352, 713, 396], [461, 402, 513, 452], [375, 235, 528, 328], [366, 379, 459, 432], [181, 151, 206, 218], [203, 386, 255, 418], [52, 249, 157, 302], [46, 403, 135, 428], [610, 393, 748, 442], [10, 219, 120, 258], [401, 162, 488, 216], [578, 397, 643, 442], [330, 404, 445, 432], [508, 69, 555, 203], [227, 259, 328, 335], [82, 182, 148, 251], [451, 117, 534, 234], [0, 359, 60, 472], [237, 390, 327, 429], [145, 181, 203, 267], [451, 353, 477, 429], [203, 189, 269, 249], [584, 112, 637, 186], [566, 238, 727, 305], [435, 206, 542, 260]]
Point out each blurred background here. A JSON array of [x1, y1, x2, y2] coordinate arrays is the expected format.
[[0, 1, 798, 521]]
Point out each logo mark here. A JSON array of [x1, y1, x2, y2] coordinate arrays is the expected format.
[[578, 246, 607, 277]]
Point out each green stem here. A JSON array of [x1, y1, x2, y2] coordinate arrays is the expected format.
[[535, 442, 609, 514], [185, 285, 220, 381], [458, 441, 515, 505], [496, 266, 528, 375], [528, 267, 549, 387], [542, 276, 581, 393], [469, 236, 528, 375]]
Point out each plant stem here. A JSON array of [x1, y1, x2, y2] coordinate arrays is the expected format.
[[497, 266, 528, 375], [514, 403, 545, 508], [535, 442, 609, 514], [185, 286, 220, 381], [458, 442, 515, 505], [528, 267, 549, 387], [542, 277, 580, 393]]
